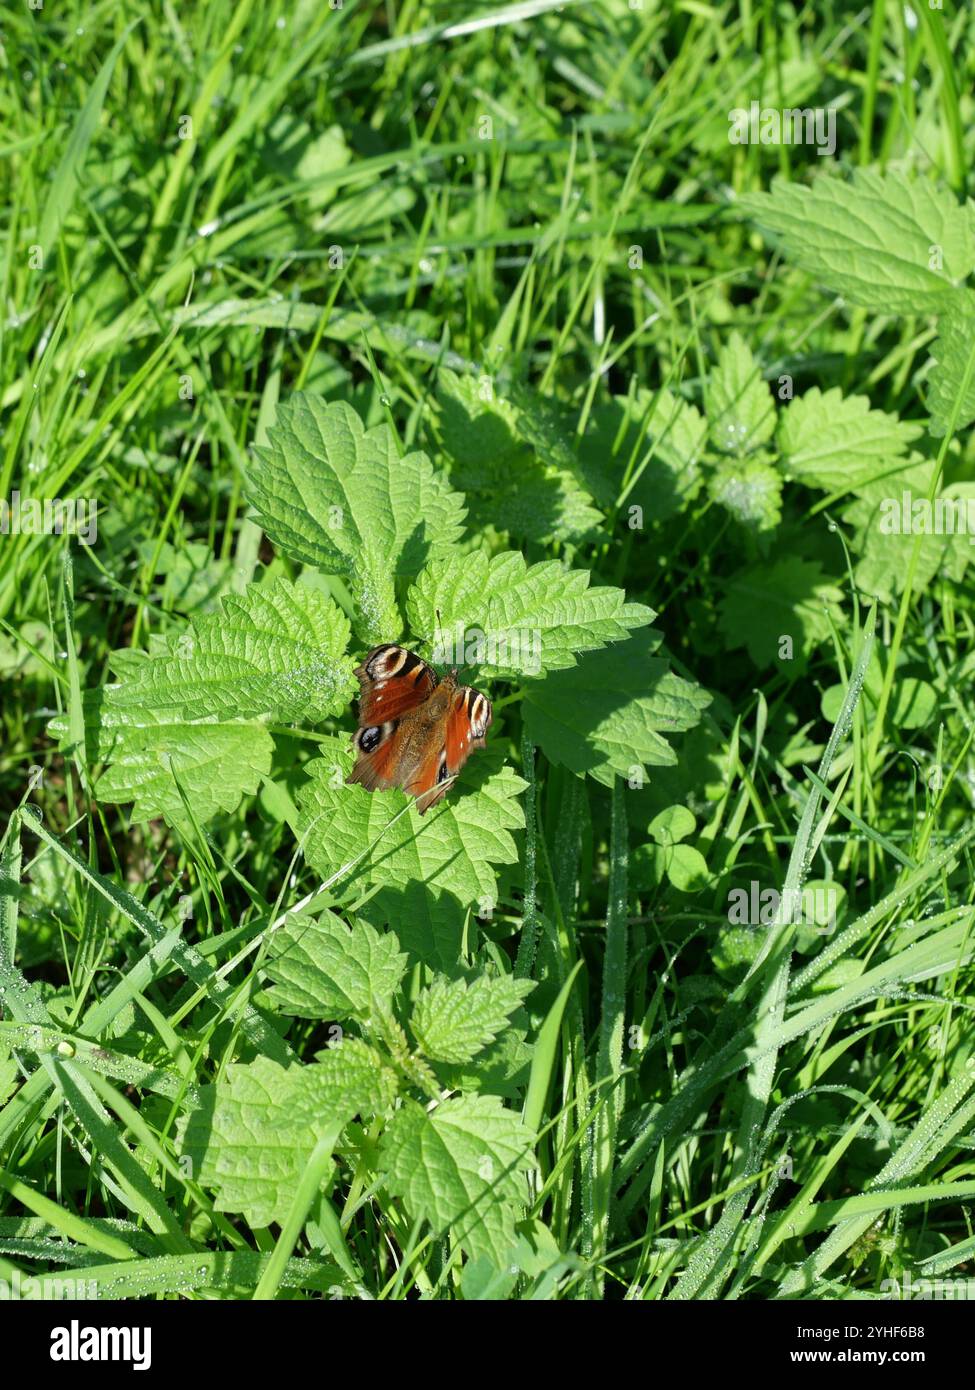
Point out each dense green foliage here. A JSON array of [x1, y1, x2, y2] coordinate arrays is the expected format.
[[2, 0, 975, 1301]]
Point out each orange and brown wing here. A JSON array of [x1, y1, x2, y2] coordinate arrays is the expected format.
[[347, 645, 436, 794], [353, 644, 437, 722], [408, 686, 492, 814]]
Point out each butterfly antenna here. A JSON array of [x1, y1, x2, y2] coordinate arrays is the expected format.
[[433, 606, 447, 666]]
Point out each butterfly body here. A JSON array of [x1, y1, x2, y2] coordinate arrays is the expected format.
[[348, 644, 492, 813]]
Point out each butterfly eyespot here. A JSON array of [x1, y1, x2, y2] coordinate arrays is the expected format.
[[350, 647, 489, 811], [365, 645, 422, 680], [468, 693, 491, 737], [357, 725, 385, 753]]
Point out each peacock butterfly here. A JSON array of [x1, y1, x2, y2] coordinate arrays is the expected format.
[[347, 643, 492, 813]]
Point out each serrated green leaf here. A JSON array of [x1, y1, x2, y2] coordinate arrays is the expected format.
[[707, 332, 775, 454], [247, 395, 467, 640], [437, 369, 519, 476], [95, 721, 274, 826], [926, 301, 975, 437], [49, 577, 354, 827], [844, 469, 975, 596], [359, 883, 467, 975], [438, 1024, 533, 1099], [777, 386, 924, 493], [490, 468, 604, 546], [720, 558, 843, 667], [522, 631, 710, 787], [578, 387, 706, 520], [738, 171, 975, 313], [709, 454, 781, 530], [264, 912, 408, 1020], [436, 375, 602, 543], [278, 1039, 399, 1120], [181, 1055, 389, 1228], [379, 1095, 535, 1265], [506, 380, 583, 473], [297, 758, 526, 905], [841, 458, 949, 602], [407, 549, 653, 678], [411, 973, 534, 1064], [101, 578, 356, 722]]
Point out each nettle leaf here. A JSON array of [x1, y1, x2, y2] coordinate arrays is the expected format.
[[941, 484, 975, 586], [523, 630, 711, 787], [297, 756, 526, 905], [437, 369, 519, 478], [438, 1024, 533, 1099], [101, 578, 356, 722], [849, 517, 950, 604], [436, 374, 603, 544], [841, 457, 951, 601], [359, 883, 468, 975], [490, 468, 603, 547], [181, 1054, 394, 1228], [247, 395, 467, 641], [53, 578, 355, 827], [578, 387, 706, 522], [926, 300, 975, 437], [379, 1095, 536, 1265], [777, 386, 924, 493], [720, 557, 843, 667], [709, 454, 782, 531], [495, 379, 602, 505], [264, 911, 408, 1020], [410, 974, 534, 1064], [738, 171, 975, 313], [284, 1039, 400, 1119], [251, 396, 467, 572], [91, 718, 274, 826], [707, 332, 775, 454], [407, 549, 653, 678]]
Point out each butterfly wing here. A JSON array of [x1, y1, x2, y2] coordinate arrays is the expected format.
[[409, 686, 493, 814], [348, 645, 437, 793]]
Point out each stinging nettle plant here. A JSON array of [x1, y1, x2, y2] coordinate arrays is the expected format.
[[40, 388, 711, 1275]]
